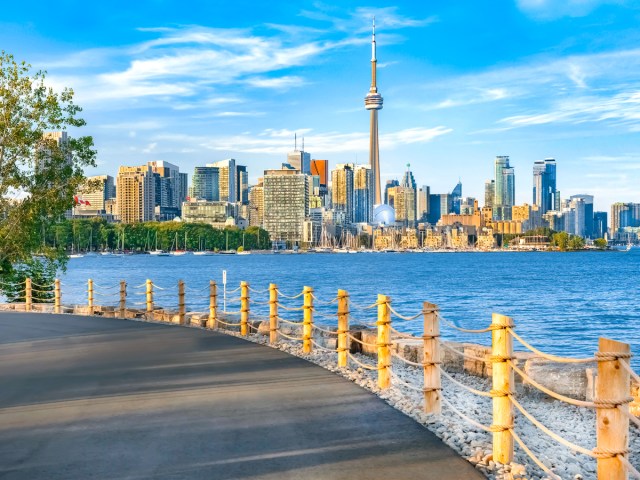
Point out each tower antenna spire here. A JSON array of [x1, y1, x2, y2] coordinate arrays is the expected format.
[[365, 16, 383, 205], [294, 132, 297, 151]]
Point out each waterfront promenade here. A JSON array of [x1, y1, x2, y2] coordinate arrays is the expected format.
[[0, 312, 482, 480]]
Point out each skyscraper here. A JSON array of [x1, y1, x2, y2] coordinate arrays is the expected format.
[[533, 158, 558, 214], [364, 19, 383, 205], [287, 137, 311, 174], [451, 180, 462, 214], [417, 186, 430, 221], [354, 165, 373, 223], [190, 166, 219, 201], [207, 159, 237, 203], [493, 156, 515, 220], [331, 164, 354, 224], [484, 180, 495, 208], [570, 194, 594, 238], [263, 169, 309, 244], [236, 165, 248, 204], [117, 165, 155, 223]]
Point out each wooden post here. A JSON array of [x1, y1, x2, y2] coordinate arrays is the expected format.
[[269, 283, 278, 344], [146, 279, 153, 318], [337, 289, 349, 368], [25, 278, 32, 312], [377, 294, 391, 389], [596, 338, 631, 480], [178, 279, 185, 325], [208, 280, 217, 329], [54, 279, 61, 314], [119, 281, 126, 319], [491, 313, 514, 464], [240, 281, 249, 336], [87, 278, 94, 314], [423, 301, 441, 414], [303, 286, 313, 354]]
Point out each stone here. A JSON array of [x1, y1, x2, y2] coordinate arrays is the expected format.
[[524, 358, 588, 400]]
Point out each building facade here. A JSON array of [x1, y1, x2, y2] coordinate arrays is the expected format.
[[117, 165, 155, 223], [190, 166, 219, 201], [533, 158, 558, 214], [263, 169, 309, 244], [493, 156, 515, 221]]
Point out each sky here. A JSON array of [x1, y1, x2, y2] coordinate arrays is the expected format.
[[2, 0, 640, 211]]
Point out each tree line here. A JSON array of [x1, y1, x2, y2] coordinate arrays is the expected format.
[[46, 219, 272, 252]]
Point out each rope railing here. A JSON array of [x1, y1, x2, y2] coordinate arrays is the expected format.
[[3, 277, 637, 480]]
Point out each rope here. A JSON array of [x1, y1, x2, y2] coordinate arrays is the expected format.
[[390, 371, 424, 393], [618, 454, 640, 479], [438, 314, 499, 334], [250, 299, 272, 305], [226, 296, 243, 303], [621, 361, 640, 385], [278, 317, 304, 326], [390, 326, 418, 339], [620, 405, 640, 429], [348, 300, 379, 311], [276, 289, 304, 299], [391, 350, 434, 368], [311, 324, 338, 335], [509, 429, 561, 480], [388, 305, 423, 321], [508, 328, 596, 363], [508, 361, 594, 408], [248, 286, 269, 294], [440, 342, 489, 362], [30, 282, 56, 288], [310, 293, 339, 305], [92, 283, 121, 290], [347, 333, 378, 348], [313, 309, 339, 318], [277, 303, 305, 312], [216, 318, 243, 327], [134, 283, 148, 288], [509, 395, 595, 457], [347, 353, 382, 371], [595, 351, 633, 362], [278, 330, 304, 342], [440, 394, 494, 433], [310, 338, 337, 353], [222, 310, 242, 315], [439, 367, 493, 398]]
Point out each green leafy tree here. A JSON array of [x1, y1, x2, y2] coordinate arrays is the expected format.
[[551, 231, 569, 251], [0, 52, 96, 292], [568, 235, 585, 251], [593, 238, 607, 250]]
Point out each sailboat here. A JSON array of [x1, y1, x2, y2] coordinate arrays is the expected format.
[[171, 232, 187, 256], [69, 223, 84, 258], [149, 231, 170, 256], [237, 232, 250, 255], [219, 231, 236, 255], [193, 235, 214, 255]]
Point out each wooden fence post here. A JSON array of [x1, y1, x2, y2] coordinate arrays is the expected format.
[[303, 286, 313, 354], [596, 337, 631, 480], [208, 280, 217, 329], [240, 281, 249, 336], [178, 279, 185, 325], [423, 301, 441, 414], [54, 279, 61, 314], [269, 283, 278, 344], [377, 294, 391, 389], [337, 289, 349, 368], [146, 279, 153, 318], [491, 312, 514, 465], [25, 278, 32, 312], [119, 281, 126, 319], [87, 279, 94, 314]]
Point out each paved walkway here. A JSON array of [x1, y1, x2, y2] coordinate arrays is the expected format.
[[0, 312, 483, 480]]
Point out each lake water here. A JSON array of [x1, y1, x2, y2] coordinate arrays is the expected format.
[[59, 251, 639, 367]]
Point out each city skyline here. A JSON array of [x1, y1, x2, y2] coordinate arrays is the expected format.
[[3, 1, 640, 211]]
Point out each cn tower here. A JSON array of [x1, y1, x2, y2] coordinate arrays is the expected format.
[[365, 18, 383, 205]]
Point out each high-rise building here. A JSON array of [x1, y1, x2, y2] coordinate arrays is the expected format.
[[417, 186, 430, 221], [533, 158, 558, 214], [74, 174, 115, 216], [484, 180, 495, 208], [594, 211, 608, 239], [569, 194, 594, 238], [451, 180, 462, 214], [287, 138, 311, 174], [331, 164, 354, 224], [460, 197, 477, 215], [190, 166, 220, 201], [395, 164, 417, 227], [611, 202, 640, 233], [310, 160, 328, 187], [364, 20, 383, 205], [207, 159, 237, 203], [248, 180, 264, 227], [353, 165, 373, 223], [493, 156, 515, 220], [263, 169, 309, 243], [236, 165, 248, 204], [147, 161, 187, 218], [384, 180, 399, 206], [117, 165, 155, 223]]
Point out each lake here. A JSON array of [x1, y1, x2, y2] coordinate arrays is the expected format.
[[57, 250, 639, 367]]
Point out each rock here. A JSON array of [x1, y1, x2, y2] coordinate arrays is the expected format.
[[257, 320, 271, 336]]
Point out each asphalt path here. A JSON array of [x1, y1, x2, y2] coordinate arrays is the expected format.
[[0, 312, 483, 479]]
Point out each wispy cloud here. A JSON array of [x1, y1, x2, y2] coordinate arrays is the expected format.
[[515, 0, 631, 20]]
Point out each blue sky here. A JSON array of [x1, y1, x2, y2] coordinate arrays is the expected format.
[[2, 0, 640, 211]]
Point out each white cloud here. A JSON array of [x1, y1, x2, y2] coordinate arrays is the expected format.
[[515, 0, 629, 20]]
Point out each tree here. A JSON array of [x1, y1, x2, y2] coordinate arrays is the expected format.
[[0, 52, 96, 290], [568, 235, 585, 251], [594, 238, 608, 250], [551, 232, 569, 251]]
